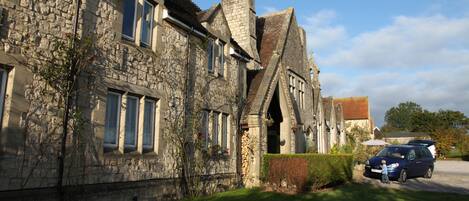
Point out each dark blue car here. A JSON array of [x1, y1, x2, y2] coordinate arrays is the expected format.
[[364, 145, 434, 183]]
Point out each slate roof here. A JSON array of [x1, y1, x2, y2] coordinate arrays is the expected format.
[[197, 3, 220, 22], [334, 96, 370, 120], [256, 11, 289, 68], [243, 9, 293, 117], [164, 0, 208, 35]]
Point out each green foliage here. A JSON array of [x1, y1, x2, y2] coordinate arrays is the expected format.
[[382, 101, 469, 159], [262, 154, 353, 190], [384, 101, 423, 131], [330, 144, 353, 154]]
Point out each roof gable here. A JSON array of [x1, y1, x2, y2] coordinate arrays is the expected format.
[[244, 9, 293, 116], [198, 4, 231, 40]]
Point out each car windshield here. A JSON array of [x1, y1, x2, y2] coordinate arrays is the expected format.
[[376, 147, 408, 158]]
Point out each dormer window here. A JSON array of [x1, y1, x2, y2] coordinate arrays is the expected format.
[[218, 41, 225, 77], [207, 38, 214, 72], [207, 38, 226, 77]]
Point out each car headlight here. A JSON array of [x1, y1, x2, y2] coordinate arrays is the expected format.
[[365, 160, 370, 165], [388, 163, 399, 169]]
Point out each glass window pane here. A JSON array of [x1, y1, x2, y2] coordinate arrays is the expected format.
[[212, 112, 219, 145], [143, 100, 155, 148], [201, 110, 209, 148], [141, 1, 154, 46], [222, 114, 228, 149], [125, 96, 139, 147], [122, 0, 137, 39], [0, 70, 7, 128], [219, 43, 224, 76], [104, 93, 120, 145]]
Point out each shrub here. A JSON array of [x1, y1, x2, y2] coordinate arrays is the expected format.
[[268, 157, 308, 192], [262, 154, 353, 192]]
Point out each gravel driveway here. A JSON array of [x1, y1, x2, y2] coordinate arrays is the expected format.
[[361, 160, 469, 194]]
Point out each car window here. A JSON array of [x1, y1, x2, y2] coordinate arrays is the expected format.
[[423, 148, 433, 158], [416, 148, 423, 159], [407, 149, 416, 160], [376, 147, 407, 158]]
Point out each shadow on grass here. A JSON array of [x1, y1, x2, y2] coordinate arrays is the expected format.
[[186, 183, 468, 201]]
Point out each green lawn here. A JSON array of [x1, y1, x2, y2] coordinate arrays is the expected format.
[[186, 183, 467, 201]]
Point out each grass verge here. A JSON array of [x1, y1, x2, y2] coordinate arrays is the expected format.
[[186, 183, 468, 201]]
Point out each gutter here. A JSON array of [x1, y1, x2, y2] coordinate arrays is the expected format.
[[162, 9, 206, 38], [229, 47, 250, 62]]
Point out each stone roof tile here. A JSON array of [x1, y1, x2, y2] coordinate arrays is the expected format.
[[333, 96, 370, 120]]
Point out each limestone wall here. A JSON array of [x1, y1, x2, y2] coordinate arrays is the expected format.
[[0, 0, 241, 198]]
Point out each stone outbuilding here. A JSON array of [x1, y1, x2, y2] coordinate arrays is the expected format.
[[334, 96, 374, 138]]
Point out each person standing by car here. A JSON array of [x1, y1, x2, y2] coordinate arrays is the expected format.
[[381, 160, 390, 184]]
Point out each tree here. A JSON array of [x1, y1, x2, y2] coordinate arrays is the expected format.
[[384, 101, 423, 131], [435, 110, 469, 130], [411, 110, 439, 132]]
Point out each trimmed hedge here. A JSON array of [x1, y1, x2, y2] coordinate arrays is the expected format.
[[262, 154, 353, 191]]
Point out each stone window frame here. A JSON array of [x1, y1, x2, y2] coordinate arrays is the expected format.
[[207, 38, 215, 73], [212, 111, 219, 146], [140, 0, 156, 47], [298, 80, 305, 109], [288, 71, 306, 109], [217, 40, 225, 78], [103, 88, 161, 154], [207, 38, 227, 78], [221, 113, 229, 150], [120, 0, 163, 52], [200, 110, 210, 149], [205, 110, 231, 153]]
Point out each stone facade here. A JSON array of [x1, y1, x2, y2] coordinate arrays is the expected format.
[[222, 0, 261, 69], [0, 0, 350, 199], [0, 0, 247, 200]]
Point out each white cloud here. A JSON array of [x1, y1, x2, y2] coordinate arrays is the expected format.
[[301, 10, 347, 53], [321, 15, 469, 69], [303, 10, 469, 126], [321, 66, 469, 126], [261, 6, 280, 16]]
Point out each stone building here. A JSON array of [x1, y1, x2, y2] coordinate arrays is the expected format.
[[0, 0, 333, 199], [334, 96, 374, 138], [0, 0, 251, 200], [231, 4, 317, 185]]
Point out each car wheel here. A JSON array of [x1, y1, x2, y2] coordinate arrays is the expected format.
[[399, 169, 407, 183], [424, 167, 433, 179]]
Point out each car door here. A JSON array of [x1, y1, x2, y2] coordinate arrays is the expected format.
[[406, 149, 419, 177], [414, 148, 427, 176], [421, 148, 434, 170]]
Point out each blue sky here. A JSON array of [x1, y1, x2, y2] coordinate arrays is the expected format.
[[194, 0, 469, 126]]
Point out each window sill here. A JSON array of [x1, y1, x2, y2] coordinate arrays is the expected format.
[[120, 38, 155, 55], [103, 149, 159, 159]]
